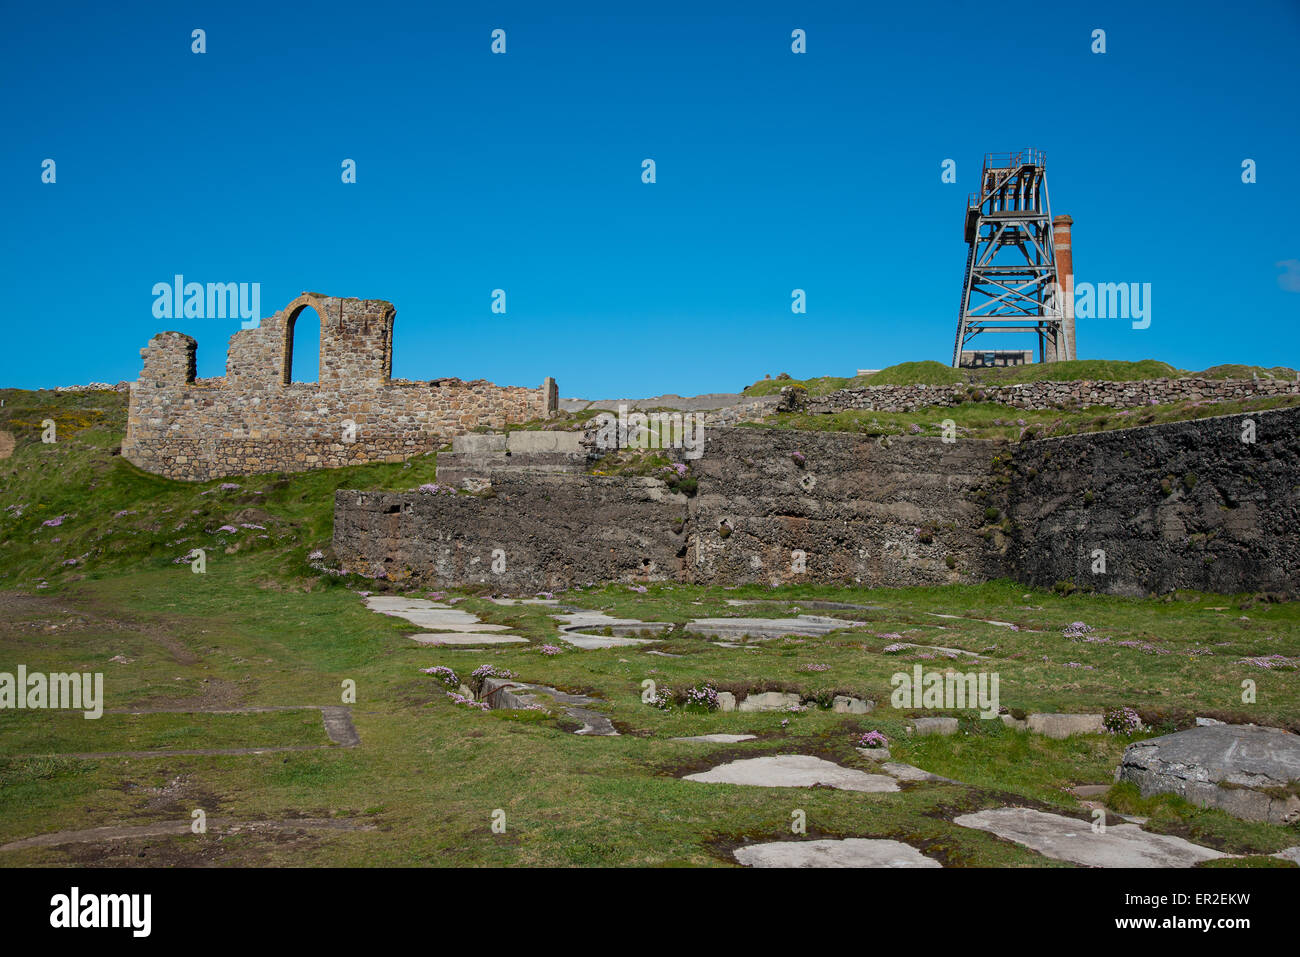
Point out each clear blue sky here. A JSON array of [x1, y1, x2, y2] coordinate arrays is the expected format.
[[3, 0, 1297, 395]]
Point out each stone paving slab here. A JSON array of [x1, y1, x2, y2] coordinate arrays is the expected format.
[[684, 616, 863, 640], [364, 596, 516, 631], [953, 807, 1227, 867], [670, 734, 758, 743], [562, 633, 655, 650], [734, 838, 941, 868], [1026, 713, 1105, 738], [410, 632, 529, 645], [683, 755, 899, 792], [553, 611, 671, 649], [879, 762, 959, 784]]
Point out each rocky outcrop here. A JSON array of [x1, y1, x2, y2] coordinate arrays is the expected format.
[[1117, 724, 1300, 824], [1007, 406, 1300, 596]]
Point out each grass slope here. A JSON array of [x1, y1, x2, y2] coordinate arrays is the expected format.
[[0, 388, 1296, 867]]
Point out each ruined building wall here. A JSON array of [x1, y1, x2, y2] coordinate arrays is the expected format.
[[123, 293, 556, 481]]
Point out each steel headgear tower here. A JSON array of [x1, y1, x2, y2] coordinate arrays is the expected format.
[[952, 150, 1075, 366]]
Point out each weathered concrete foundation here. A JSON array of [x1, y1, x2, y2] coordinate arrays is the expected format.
[[334, 404, 1300, 596]]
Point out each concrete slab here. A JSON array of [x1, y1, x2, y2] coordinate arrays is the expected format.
[[1027, 713, 1105, 739], [563, 633, 655, 650], [364, 596, 513, 631], [734, 838, 940, 869], [953, 807, 1226, 867], [410, 633, 529, 645], [910, 717, 959, 736], [738, 691, 802, 712], [683, 755, 899, 792], [553, 611, 672, 649], [684, 615, 862, 640], [363, 596, 452, 612], [880, 762, 959, 784], [833, 695, 873, 714]]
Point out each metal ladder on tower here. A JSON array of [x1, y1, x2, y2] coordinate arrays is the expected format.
[[951, 239, 977, 367]]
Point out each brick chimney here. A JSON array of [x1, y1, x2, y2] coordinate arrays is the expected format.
[[1053, 214, 1076, 361]]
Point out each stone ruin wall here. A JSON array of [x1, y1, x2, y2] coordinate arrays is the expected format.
[[122, 293, 557, 481], [334, 405, 1300, 597], [334, 427, 1012, 591], [787, 376, 1300, 415]]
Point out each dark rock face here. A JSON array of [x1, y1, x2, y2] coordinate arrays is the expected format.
[[1118, 724, 1300, 824], [1008, 408, 1300, 596], [333, 406, 1300, 596]]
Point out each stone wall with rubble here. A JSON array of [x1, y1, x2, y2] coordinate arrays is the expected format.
[[334, 407, 1300, 596], [122, 293, 555, 481], [786, 377, 1299, 416], [334, 427, 1010, 590], [334, 476, 689, 589], [1005, 404, 1300, 596]]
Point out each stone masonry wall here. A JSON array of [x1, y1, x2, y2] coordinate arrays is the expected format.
[[334, 427, 1011, 591], [788, 377, 1300, 415], [122, 293, 556, 481], [334, 476, 688, 589], [686, 427, 1007, 588], [334, 405, 1300, 596]]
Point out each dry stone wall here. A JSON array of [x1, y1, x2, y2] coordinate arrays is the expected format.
[[122, 293, 556, 481], [788, 377, 1300, 415]]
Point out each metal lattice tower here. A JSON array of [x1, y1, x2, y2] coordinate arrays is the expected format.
[[952, 150, 1072, 367]]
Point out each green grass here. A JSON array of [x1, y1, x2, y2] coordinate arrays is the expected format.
[[739, 359, 1297, 393], [748, 394, 1300, 441], [1, 387, 1298, 866], [0, 710, 330, 755]]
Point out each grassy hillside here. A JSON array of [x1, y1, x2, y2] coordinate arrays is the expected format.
[[742, 359, 1297, 394], [0, 388, 433, 590], [1, 387, 1297, 868]]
